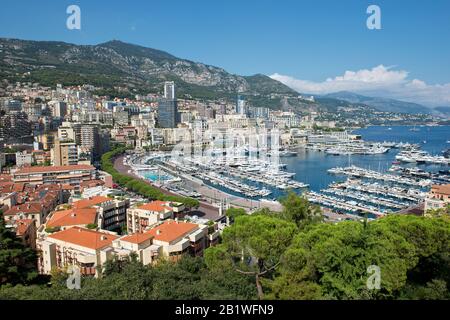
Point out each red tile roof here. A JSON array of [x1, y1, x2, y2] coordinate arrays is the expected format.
[[46, 208, 97, 228], [4, 203, 43, 216], [146, 220, 198, 243], [15, 219, 35, 236], [431, 184, 450, 196], [48, 227, 118, 250], [14, 164, 95, 175], [12, 183, 26, 192], [0, 183, 14, 194], [137, 200, 170, 213], [72, 196, 111, 209], [120, 232, 154, 244], [80, 179, 105, 188], [0, 175, 12, 182]]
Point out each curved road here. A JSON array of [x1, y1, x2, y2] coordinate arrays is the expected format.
[[113, 155, 222, 221]]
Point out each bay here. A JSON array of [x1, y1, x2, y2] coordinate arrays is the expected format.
[[283, 125, 450, 194]]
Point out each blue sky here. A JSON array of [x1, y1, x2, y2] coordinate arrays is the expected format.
[[0, 0, 449, 106]]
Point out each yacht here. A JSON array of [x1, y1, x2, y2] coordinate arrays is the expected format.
[[279, 150, 298, 157]]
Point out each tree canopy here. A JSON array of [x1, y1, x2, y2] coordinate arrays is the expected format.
[[100, 145, 199, 209], [0, 213, 38, 286], [266, 214, 450, 300], [1, 193, 449, 300]]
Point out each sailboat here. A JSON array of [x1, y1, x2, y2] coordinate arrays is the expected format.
[[409, 125, 420, 132]]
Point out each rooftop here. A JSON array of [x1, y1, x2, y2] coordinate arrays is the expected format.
[[146, 220, 198, 243], [431, 184, 450, 196], [4, 202, 43, 215], [14, 219, 35, 236], [14, 164, 95, 175], [120, 232, 154, 244], [72, 196, 111, 209], [137, 200, 171, 212], [48, 227, 118, 250], [46, 208, 97, 228]]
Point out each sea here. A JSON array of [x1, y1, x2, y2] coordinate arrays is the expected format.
[[285, 125, 449, 192], [206, 125, 450, 200]]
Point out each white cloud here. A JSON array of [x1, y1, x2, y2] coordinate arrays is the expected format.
[[270, 65, 450, 107]]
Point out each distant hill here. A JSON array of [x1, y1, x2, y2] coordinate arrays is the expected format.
[[0, 38, 300, 108], [0, 38, 400, 115], [434, 106, 450, 116], [324, 91, 431, 114]]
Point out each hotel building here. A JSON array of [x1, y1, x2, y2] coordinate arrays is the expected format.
[[126, 200, 185, 233], [12, 164, 96, 188], [425, 184, 450, 212], [37, 220, 212, 276]]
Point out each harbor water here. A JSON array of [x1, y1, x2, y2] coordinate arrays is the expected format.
[[211, 125, 450, 200], [140, 125, 450, 203], [283, 125, 450, 194]]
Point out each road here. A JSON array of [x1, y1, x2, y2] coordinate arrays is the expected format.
[[113, 155, 223, 221]]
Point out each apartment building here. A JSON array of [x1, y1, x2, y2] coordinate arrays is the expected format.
[[50, 101, 67, 119], [44, 207, 98, 231], [143, 219, 208, 260], [37, 219, 215, 276], [0, 111, 31, 143], [4, 202, 53, 227], [9, 219, 37, 249], [15, 150, 33, 167], [72, 195, 130, 231], [37, 227, 119, 276], [3, 185, 64, 226], [12, 164, 96, 187], [58, 125, 76, 142], [126, 200, 185, 233], [425, 184, 450, 212], [32, 150, 51, 165], [52, 139, 79, 166], [81, 125, 100, 158], [115, 219, 209, 264], [39, 195, 129, 237]]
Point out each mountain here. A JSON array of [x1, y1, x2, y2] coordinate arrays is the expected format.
[[324, 91, 431, 115], [0, 38, 299, 107], [1, 38, 413, 116], [434, 106, 450, 117]]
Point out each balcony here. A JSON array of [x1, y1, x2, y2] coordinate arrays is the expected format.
[[188, 229, 205, 243], [208, 230, 220, 241], [76, 253, 97, 264], [170, 203, 185, 213], [168, 238, 190, 253]]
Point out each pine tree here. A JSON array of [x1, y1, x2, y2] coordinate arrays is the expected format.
[[0, 212, 38, 285]]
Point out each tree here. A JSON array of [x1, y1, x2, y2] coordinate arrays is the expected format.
[[0, 213, 38, 286], [225, 207, 246, 224], [266, 214, 450, 300], [279, 191, 323, 228], [426, 204, 450, 218], [101, 145, 199, 208], [377, 214, 450, 293], [206, 215, 297, 299]]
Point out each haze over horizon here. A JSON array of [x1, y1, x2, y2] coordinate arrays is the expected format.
[[1, 0, 449, 107]]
